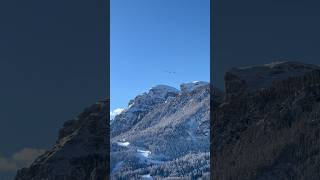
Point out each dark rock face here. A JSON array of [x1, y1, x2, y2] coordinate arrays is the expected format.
[[15, 100, 109, 180], [212, 62, 320, 180]]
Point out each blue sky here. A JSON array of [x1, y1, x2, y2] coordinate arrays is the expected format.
[[111, 0, 210, 112]]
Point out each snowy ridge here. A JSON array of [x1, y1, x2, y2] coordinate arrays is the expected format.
[[111, 84, 181, 137], [149, 85, 179, 97], [180, 81, 209, 93], [111, 81, 209, 136]]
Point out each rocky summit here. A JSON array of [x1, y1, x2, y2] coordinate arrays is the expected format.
[[212, 61, 320, 180], [15, 100, 109, 180], [110, 81, 211, 179]]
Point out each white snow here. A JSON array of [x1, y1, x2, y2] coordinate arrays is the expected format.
[[137, 149, 151, 158], [141, 174, 153, 180], [180, 81, 209, 93], [116, 141, 130, 147], [148, 85, 179, 99], [128, 103, 134, 108], [134, 148, 163, 164], [110, 108, 125, 120]]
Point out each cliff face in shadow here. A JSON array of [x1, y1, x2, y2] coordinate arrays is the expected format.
[[212, 62, 320, 180], [15, 100, 109, 180]]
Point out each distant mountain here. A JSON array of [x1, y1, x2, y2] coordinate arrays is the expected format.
[[110, 81, 212, 179], [212, 61, 320, 180], [15, 100, 109, 180]]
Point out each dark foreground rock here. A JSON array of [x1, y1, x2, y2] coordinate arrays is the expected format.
[[212, 62, 320, 180], [15, 99, 109, 180]]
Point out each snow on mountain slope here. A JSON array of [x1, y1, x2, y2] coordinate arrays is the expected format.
[[113, 152, 210, 179], [180, 81, 209, 93], [111, 85, 179, 137], [110, 81, 212, 179], [110, 108, 125, 120]]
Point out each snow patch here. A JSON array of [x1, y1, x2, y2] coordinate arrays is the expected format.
[[148, 85, 179, 98], [116, 141, 130, 147], [128, 103, 134, 108], [110, 108, 125, 120], [137, 149, 151, 158], [135, 149, 163, 165], [141, 174, 153, 180]]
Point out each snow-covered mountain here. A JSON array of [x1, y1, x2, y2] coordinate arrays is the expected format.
[[110, 81, 212, 179], [111, 85, 179, 137]]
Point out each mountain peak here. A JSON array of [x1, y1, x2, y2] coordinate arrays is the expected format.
[[180, 81, 209, 93], [150, 84, 178, 91], [148, 85, 179, 98]]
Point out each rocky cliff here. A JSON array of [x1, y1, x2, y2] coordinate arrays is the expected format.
[[212, 61, 320, 180], [15, 99, 109, 180]]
